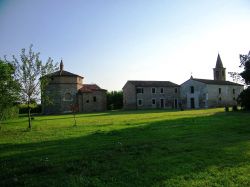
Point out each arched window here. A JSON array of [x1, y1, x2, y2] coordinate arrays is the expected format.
[[64, 93, 72, 101]]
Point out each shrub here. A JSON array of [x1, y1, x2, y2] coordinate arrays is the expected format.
[[19, 104, 42, 114], [0, 106, 19, 120]]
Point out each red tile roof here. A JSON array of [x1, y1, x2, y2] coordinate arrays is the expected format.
[[79, 84, 106, 93]]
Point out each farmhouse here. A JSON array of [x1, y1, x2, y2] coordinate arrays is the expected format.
[[180, 54, 244, 109], [123, 80, 180, 109], [42, 61, 107, 114]]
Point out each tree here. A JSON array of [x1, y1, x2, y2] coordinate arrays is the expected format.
[[0, 60, 20, 121], [107, 91, 123, 110], [12, 45, 58, 129], [70, 104, 79, 127], [237, 51, 250, 110]]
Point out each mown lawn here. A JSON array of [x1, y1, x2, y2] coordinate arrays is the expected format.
[[0, 108, 250, 186]]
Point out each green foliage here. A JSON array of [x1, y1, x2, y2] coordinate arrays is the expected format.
[[238, 51, 250, 110], [238, 88, 250, 110], [239, 52, 250, 85], [11, 44, 58, 128], [0, 60, 20, 120], [0, 108, 250, 186], [107, 90, 123, 110], [19, 104, 42, 114], [0, 106, 19, 120]]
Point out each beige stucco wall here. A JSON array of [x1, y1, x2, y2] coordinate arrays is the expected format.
[[180, 79, 207, 109], [206, 84, 243, 107], [180, 79, 244, 109]]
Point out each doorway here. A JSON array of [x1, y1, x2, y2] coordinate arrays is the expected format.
[[190, 98, 195, 109], [160, 99, 164, 108]]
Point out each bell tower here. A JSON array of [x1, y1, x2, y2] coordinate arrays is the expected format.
[[213, 53, 226, 81]]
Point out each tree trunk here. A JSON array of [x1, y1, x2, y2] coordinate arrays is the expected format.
[[28, 102, 31, 129], [73, 113, 76, 126]]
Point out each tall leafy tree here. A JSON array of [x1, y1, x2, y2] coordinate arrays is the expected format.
[[12, 45, 58, 129], [237, 51, 250, 110], [107, 91, 123, 110], [0, 60, 20, 120]]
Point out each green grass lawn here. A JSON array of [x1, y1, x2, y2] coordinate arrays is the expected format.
[[0, 108, 250, 186]]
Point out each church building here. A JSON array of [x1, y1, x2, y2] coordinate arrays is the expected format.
[[42, 61, 107, 114], [180, 54, 243, 109]]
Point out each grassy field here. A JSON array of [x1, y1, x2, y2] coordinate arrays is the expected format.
[[0, 108, 250, 186]]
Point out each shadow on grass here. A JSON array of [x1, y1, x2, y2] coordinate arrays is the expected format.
[[0, 112, 250, 186]]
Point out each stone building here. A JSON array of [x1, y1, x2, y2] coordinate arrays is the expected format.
[[42, 61, 106, 114], [123, 81, 180, 110], [180, 54, 243, 109]]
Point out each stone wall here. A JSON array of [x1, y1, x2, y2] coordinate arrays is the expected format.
[[136, 87, 180, 109], [78, 91, 107, 113], [123, 82, 136, 109], [123, 82, 180, 110], [42, 76, 81, 114]]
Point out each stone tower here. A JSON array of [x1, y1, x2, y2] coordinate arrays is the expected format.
[[43, 60, 84, 114], [213, 53, 226, 81]]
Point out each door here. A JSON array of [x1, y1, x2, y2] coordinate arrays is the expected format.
[[190, 98, 195, 109], [174, 99, 178, 109], [160, 99, 164, 108]]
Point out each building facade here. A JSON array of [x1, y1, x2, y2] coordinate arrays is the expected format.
[[123, 81, 180, 110], [42, 61, 107, 114], [180, 54, 243, 109]]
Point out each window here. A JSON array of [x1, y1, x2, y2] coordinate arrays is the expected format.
[[152, 99, 156, 105], [93, 96, 97, 102], [160, 88, 164, 93], [219, 88, 221, 94], [175, 88, 178, 93], [86, 100, 89, 103], [219, 97, 222, 101], [233, 89, 235, 94], [137, 99, 143, 106], [136, 87, 144, 94], [233, 97, 236, 100], [64, 93, 72, 101], [152, 88, 156, 94], [190, 86, 194, 93]]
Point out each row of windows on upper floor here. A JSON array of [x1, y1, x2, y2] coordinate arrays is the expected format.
[[136, 87, 178, 94], [189, 86, 236, 94]]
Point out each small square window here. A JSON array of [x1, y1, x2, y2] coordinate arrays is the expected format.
[[93, 96, 97, 102]]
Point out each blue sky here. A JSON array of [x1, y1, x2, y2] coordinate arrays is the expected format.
[[0, 0, 250, 91]]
